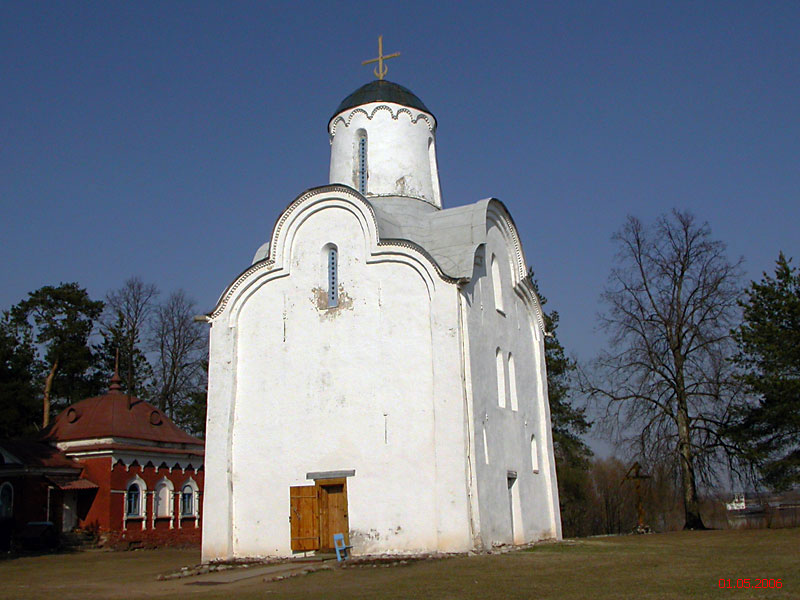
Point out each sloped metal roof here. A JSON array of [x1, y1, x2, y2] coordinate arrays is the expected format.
[[43, 389, 203, 448], [369, 196, 492, 280]]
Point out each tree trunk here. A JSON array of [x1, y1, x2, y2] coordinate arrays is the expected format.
[[42, 358, 58, 428], [676, 398, 705, 529]]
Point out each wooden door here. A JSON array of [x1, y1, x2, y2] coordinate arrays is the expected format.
[[290, 485, 319, 551], [317, 479, 349, 550]]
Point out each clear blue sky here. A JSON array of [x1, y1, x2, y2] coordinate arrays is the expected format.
[[2, 2, 798, 451]]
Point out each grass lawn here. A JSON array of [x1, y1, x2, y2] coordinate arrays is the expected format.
[[0, 528, 797, 599]]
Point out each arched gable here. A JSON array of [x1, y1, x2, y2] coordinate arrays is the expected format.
[[483, 199, 547, 335], [208, 185, 447, 324]]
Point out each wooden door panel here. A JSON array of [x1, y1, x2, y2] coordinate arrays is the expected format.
[[318, 479, 349, 550], [290, 485, 319, 551]]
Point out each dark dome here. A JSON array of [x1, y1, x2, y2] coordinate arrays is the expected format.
[[330, 80, 434, 123]]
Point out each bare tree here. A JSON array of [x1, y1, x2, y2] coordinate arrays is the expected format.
[[150, 290, 207, 422], [101, 277, 159, 396], [586, 210, 742, 529]]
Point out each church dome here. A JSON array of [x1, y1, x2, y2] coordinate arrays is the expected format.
[[330, 80, 434, 124]]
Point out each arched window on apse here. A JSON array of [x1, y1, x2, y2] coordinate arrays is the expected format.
[[531, 435, 540, 473], [491, 254, 504, 314], [508, 353, 518, 411], [496, 347, 507, 408]]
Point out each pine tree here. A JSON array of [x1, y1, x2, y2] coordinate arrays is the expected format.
[[0, 312, 39, 436], [531, 274, 593, 536], [11, 283, 105, 426], [730, 253, 800, 490]]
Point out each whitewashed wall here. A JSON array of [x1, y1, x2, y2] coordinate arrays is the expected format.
[[202, 188, 472, 560], [460, 203, 562, 547], [329, 102, 442, 207]]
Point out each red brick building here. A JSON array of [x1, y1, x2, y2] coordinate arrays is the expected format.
[[0, 370, 204, 549], [0, 439, 91, 550]]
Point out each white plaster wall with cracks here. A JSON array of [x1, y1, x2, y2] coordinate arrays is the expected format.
[[202, 78, 560, 562], [329, 102, 441, 207], [203, 186, 471, 559]]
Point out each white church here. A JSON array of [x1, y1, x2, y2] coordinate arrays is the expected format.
[[201, 60, 562, 561]]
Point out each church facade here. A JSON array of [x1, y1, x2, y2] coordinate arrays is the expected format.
[[202, 78, 561, 561]]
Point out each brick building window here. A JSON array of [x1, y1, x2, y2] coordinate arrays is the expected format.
[[126, 483, 141, 517], [125, 475, 147, 518], [180, 478, 199, 517]]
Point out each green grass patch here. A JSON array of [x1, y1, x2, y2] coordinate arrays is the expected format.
[[0, 528, 796, 599]]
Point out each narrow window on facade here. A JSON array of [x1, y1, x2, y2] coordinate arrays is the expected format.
[[482, 426, 489, 465], [126, 483, 141, 516], [181, 485, 194, 516], [180, 479, 199, 517], [428, 137, 441, 205], [357, 132, 368, 194], [531, 435, 539, 473], [491, 254, 504, 314], [325, 244, 338, 308], [508, 353, 518, 411], [496, 347, 507, 408], [0, 482, 13, 519]]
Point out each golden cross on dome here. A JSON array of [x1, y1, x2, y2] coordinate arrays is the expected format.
[[362, 35, 400, 80]]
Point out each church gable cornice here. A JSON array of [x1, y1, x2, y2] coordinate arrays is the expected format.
[[484, 199, 547, 335], [207, 185, 456, 321]]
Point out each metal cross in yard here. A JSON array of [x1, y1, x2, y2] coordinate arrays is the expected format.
[[622, 461, 652, 531]]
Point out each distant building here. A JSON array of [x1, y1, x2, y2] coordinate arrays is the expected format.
[[724, 490, 800, 529], [725, 492, 746, 511], [0, 369, 204, 550]]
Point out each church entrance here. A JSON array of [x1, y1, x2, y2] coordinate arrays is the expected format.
[[318, 479, 348, 550], [289, 478, 349, 552]]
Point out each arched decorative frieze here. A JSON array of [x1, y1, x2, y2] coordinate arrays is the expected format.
[[516, 278, 547, 335], [208, 259, 275, 320], [112, 455, 201, 473], [485, 200, 527, 286], [209, 185, 460, 322], [329, 104, 435, 139], [376, 239, 460, 285]]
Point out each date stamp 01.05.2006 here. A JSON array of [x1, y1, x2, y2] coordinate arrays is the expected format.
[[719, 579, 782, 589]]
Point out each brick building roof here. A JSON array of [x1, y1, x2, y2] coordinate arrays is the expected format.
[[43, 371, 202, 448], [0, 439, 82, 470]]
